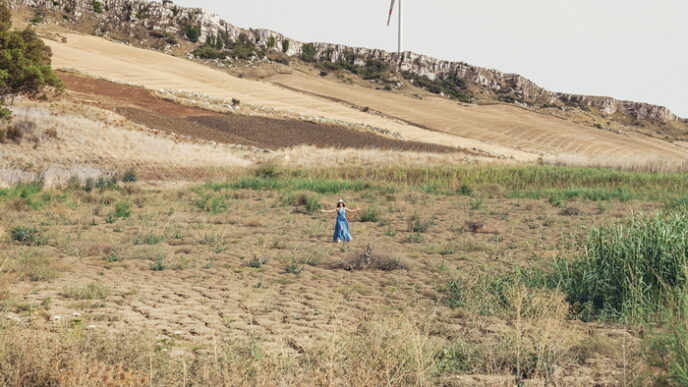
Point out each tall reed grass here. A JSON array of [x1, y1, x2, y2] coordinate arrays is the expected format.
[[552, 212, 688, 323], [446, 212, 688, 325]]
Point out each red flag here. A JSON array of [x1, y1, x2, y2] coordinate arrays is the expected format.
[[387, 0, 396, 26]]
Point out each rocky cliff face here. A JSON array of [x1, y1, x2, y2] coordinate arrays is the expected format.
[[12, 0, 685, 124]]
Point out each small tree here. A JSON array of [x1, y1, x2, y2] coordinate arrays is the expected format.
[[281, 39, 290, 53], [267, 36, 276, 48], [0, 3, 63, 122]]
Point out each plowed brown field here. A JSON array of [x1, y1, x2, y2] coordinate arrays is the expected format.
[[60, 72, 463, 153]]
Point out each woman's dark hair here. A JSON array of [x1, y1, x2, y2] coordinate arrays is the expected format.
[[337, 201, 346, 208]]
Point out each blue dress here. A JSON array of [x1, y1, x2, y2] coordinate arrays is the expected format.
[[333, 208, 353, 242]]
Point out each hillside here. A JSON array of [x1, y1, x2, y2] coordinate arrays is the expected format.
[[1, 0, 683, 167], [11, 0, 688, 131]]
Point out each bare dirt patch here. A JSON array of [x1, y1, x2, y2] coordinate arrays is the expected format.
[[59, 72, 463, 152], [186, 115, 461, 152]]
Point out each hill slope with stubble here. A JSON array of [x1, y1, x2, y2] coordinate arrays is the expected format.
[[7, 0, 688, 167]]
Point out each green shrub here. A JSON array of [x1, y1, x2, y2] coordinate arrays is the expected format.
[[121, 168, 137, 183], [301, 43, 316, 62], [192, 45, 227, 59], [281, 39, 290, 53], [9, 226, 47, 246], [402, 72, 473, 103], [92, 1, 103, 13], [284, 260, 303, 274], [254, 162, 283, 179], [0, 3, 63, 117], [106, 201, 131, 223], [0, 184, 57, 210], [267, 36, 276, 48], [184, 25, 201, 43], [246, 257, 268, 268], [194, 192, 228, 214]]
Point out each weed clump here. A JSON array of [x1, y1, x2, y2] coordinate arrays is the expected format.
[[280, 191, 322, 213], [150, 256, 166, 271], [9, 226, 47, 246], [194, 192, 228, 214], [284, 260, 304, 274], [407, 214, 433, 233], [62, 282, 111, 300], [106, 201, 131, 223], [338, 244, 407, 271], [358, 206, 379, 222]]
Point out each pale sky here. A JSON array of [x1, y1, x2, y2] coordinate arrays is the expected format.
[[174, 0, 688, 118]]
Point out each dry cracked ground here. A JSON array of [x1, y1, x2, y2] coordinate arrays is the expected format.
[[1, 179, 655, 386]]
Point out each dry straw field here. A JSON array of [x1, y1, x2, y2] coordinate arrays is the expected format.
[[3, 160, 688, 386]]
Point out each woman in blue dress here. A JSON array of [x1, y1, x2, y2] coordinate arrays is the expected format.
[[321, 199, 359, 243]]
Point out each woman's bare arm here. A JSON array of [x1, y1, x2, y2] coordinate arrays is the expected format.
[[321, 209, 337, 213], [347, 208, 360, 212]]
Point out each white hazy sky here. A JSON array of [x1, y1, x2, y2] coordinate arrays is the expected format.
[[174, 0, 688, 118]]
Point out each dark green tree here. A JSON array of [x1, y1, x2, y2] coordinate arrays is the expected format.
[[0, 2, 62, 121], [301, 43, 316, 62]]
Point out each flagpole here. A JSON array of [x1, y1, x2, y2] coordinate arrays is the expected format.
[[398, 0, 403, 53]]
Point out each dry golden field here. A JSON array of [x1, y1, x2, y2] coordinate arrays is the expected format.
[[3, 160, 688, 385]]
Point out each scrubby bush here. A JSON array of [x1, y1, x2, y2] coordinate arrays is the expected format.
[[407, 214, 433, 233], [120, 168, 137, 183], [184, 25, 201, 43], [192, 45, 227, 59], [281, 39, 290, 53], [267, 36, 276, 48], [9, 226, 47, 246], [253, 162, 283, 179], [338, 243, 407, 271], [301, 43, 316, 62], [92, 1, 103, 14], [193, 191, 228, 214], [402, 72, 473, 103], [106, 201, 131, 223]]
